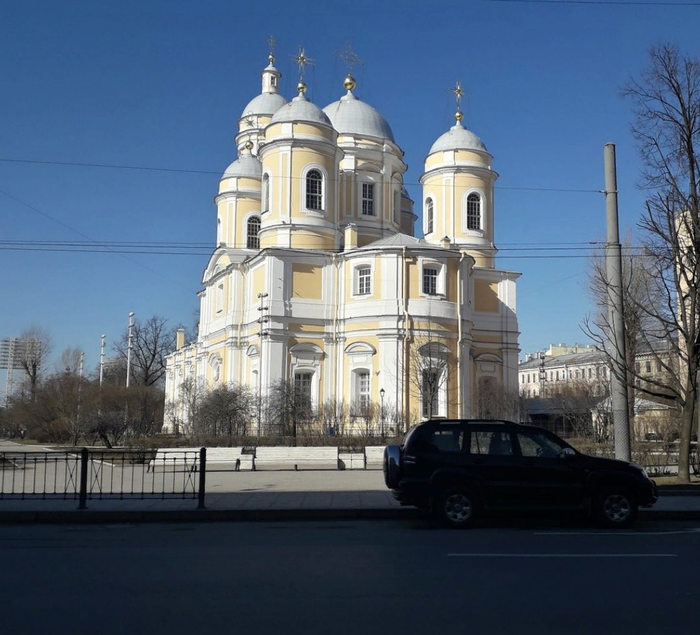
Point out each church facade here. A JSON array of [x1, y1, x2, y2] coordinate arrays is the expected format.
[[164, 52, 520, 434]]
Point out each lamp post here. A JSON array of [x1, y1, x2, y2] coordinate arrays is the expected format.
[[538, 354, 547, 398], [380, 387, 385, 439], [126, 312, 135, 389]]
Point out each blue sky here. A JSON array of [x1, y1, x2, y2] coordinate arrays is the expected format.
[[1, 0, 699, 381]]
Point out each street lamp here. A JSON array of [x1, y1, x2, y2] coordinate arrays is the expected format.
[[257, 293, 269, 444], [379, 387, 386, 439]]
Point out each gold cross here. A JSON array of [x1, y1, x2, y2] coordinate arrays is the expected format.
[[293, 47, 314, 81], [337, 42, 363, 75], [267, 35, 276, 63], [453, 81, 465, 109]]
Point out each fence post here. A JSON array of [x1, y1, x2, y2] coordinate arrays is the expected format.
[[78, 448, 89, 510], [197, 447, 206, 509]]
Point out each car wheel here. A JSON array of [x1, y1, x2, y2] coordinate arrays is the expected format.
[[437, 488, 478, 529], [594, 487, 638, 528]]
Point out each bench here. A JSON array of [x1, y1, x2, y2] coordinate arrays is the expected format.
[[254, 446, 339, 471], [364, 446, 385, 470], [147, 449, 201, 472], [204, 447, 253, 471]]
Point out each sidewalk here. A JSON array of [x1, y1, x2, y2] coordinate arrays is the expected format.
[[2, 469, 700, 524]]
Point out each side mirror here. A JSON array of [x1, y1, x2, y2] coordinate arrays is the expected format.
[[559, 448, 576, 459]]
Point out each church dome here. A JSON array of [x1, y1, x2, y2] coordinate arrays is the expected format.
[[269, 93, 332, 127], [323, 92, 394, 142], [429, 122, 487, 154], [222, 152, 262, 179], [240, 92, 287, 119]]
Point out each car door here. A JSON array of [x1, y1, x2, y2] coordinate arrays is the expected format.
[[512, 430, 587, 506], [467, 425, 522, 507]]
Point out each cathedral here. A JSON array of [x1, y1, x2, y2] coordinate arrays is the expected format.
[[164, 49, 520, 434]]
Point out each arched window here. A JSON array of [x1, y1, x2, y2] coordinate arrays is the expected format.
[[262, 174, 270, 212], [467, 193, 481, 230], [426, 198, 434, 234], [305, 169, 323, 211], [246, 216, 260, 249]]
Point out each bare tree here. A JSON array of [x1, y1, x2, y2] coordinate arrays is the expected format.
[[266, 379, 315, 441], [349, 399, 379, 438], [318, 398, 348, 436], [194, 384, 255, 441], [17, 326, 52, 402], [114, 315, 175, 387], [57, 347, 83, 375], [548, 381, 606, 440], [407, 317, 452, 420], [620, 43, 700, 481], [476, 377, 521, 421]]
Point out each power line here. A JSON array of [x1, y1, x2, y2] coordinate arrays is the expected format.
[[0, 188, 198, 292], [0, 157, 600, 194], [481, 0, 700, 5]]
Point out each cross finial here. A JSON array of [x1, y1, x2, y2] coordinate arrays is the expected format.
[[453, 80, 465, 124], [292, 46, 314, 94], [267, 35, 276, 64], [453, 81, 465, 109], [338, 42, 363, 75]]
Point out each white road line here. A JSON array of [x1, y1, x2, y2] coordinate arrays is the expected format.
[[534, 529, 700, 536], [447, 553, 678, 558]]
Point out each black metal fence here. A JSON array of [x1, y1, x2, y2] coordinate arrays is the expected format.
[[0, 448, 206, 509]]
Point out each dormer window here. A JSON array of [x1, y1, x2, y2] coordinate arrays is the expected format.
[[247, 216, 261, 249], [467, 193, 481, 230], [306, 169, 323, 211]]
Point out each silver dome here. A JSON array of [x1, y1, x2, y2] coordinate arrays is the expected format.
[[323, 92, 394, 142], [240, 92, 287, 119], [269, 94, 332, 127], [222, 153, 262, 179], [429, 123, 487, 154]]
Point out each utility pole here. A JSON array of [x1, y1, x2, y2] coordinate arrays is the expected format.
[[126, 312, 135, 389], [604, 143, 631, 461], [99, 334, 106, 387], [257, 293, 269, 443]]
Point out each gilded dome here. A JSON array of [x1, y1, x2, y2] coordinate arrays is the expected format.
[[322, 92, 394, 142], [429, 122, 487, 154], [222, 153, 262, 179], [269, 93, 332, 126]]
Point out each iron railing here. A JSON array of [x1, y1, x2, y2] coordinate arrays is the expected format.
[[0, 448, 206, 509]]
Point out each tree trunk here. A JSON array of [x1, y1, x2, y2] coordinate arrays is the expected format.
[[678, 392, 695, 482]]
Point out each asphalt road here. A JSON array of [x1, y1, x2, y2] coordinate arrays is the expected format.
[[2, 518, 699, 635]]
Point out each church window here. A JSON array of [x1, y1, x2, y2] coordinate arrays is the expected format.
[[394, 189, 401, 223], [247, 216, 261, 249], [262, 174, 270, 212], [357, 267, 371, 295], [216, 283, 224, 313], [362, 183, 375, 216], [426, 198, 434, 234], [306, 169, 323, 211], [356, 371, 370, 409], [467, 193, 481, 230], [423, 267, 439, 295], [294, 371, 313, 406], [422, 369, 440, 418]]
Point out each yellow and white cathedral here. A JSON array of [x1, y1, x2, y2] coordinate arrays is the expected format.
[[164, 52, 520, 434]]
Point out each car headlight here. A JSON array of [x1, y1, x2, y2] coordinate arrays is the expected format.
[[631, 462, 649, 479]]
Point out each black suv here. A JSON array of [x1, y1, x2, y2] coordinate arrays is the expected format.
[[384, 419, 658, 528]]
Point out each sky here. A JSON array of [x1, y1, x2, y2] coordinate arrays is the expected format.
[[1, 0, 699, 385]]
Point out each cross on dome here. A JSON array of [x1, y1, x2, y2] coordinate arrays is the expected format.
[[267, 34, 276, 64], [292, 46, 314, 94], [453, 80, 465, 124]]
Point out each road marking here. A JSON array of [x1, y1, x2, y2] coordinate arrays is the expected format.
[[448, 553, 678, 558], [534, 529, 700, 536]]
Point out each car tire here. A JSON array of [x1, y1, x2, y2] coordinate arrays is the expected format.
[[593, 486, 638, 528], [437, 487, 478, 529]]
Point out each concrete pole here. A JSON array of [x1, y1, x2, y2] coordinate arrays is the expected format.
[[604, 144, 632, 461], [99, 334, 106, 386], [126, 312, 135, 389]]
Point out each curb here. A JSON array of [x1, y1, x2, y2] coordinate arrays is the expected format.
[[0, 507, 699, 525]]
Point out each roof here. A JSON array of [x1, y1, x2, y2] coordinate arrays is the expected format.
[[322, 92, 394, 142], [222, 153, 262, 179], [359, 233, 447, 250], [269, 93, 332, 127], [429, 122, 488, 154], [519, 350, 607, 370], [240, 92, 287, 119]]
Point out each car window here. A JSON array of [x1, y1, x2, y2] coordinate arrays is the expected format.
[[517, 432, 566, 458], [426, 428, 465, 453], [470, 430, 513, 456]]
